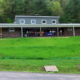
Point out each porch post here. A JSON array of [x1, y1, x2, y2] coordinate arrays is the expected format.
[[73, 26, 75, 36], [40, 27, 42, 37], [1, 28, 2, 38], [57, 27, 59, 36], [21, 27, 23, 37], [0, 28, 2, 38]]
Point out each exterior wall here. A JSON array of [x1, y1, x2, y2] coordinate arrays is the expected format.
[[2, 28, 20, 38], [16, 17, 59, 24], [1, 27, 80, 38], [75, 27, 80, 36], [64, 27, 73, 36]]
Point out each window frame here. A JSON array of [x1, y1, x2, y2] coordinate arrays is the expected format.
[[68, 28, 72, 31], [19, 19, 25, 24], [9, 28, 15, 32], [31, 19, 36, 24], [51, 20, 56, 24], [41, 20, 47, 24]]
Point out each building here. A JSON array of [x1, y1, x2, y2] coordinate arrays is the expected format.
[[0, 15, 80, 38]]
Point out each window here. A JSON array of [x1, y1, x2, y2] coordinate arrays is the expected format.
[[42, 20, 47, 24], [9, 28, 15, 32], [31, 20, 36, 24], [68, 28, 72, 31], [20, 19, 25, 24], [52, 20, 56, 24]]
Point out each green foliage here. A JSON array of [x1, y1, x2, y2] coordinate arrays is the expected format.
[[0, 0, 80, 23], [60, 0, 69, 13], [64, 0, 80, 23], [25, 0, 50, 15], [0, 0, 14, 23], [51, 1, 63, 16], [46, 0, 63, 16]]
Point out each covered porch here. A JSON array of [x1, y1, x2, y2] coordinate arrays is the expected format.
[[20, 24, 80, 37], [0, 23, 80, 38]]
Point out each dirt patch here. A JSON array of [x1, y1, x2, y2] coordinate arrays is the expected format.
[[57, 36, 70, 38], [29, 37, 70, 38]]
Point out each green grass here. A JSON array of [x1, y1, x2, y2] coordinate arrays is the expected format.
[[0, 36, 80, 73], [0, 59, 80, 74], [0, 36, 80, 59]]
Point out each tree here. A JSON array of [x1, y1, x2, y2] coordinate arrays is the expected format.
[[47, 0, 63, 16], [13, 0, 26, 15], [60, 0, 69, 14], [0, 0, 14, 23], [0, 0, 4, 16], [24, 0, 51, 16], [52, 1, 63, 16], [64, 0, 80, 23]]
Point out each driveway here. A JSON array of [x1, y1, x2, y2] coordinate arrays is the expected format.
[[0, 71, 80, 80]]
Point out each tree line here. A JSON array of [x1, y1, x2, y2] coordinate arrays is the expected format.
[[0, 0, 80, 23]]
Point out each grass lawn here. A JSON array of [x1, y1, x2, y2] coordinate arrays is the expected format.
[[0, 59, 80, 74], [0, 36, 80, 59], [0, 36, 80, 73]]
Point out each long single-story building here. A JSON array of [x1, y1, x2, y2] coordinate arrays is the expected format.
[[0, 15, 80, 38]]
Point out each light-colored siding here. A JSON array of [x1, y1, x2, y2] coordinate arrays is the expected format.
[[16, 17, 59, 24]]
